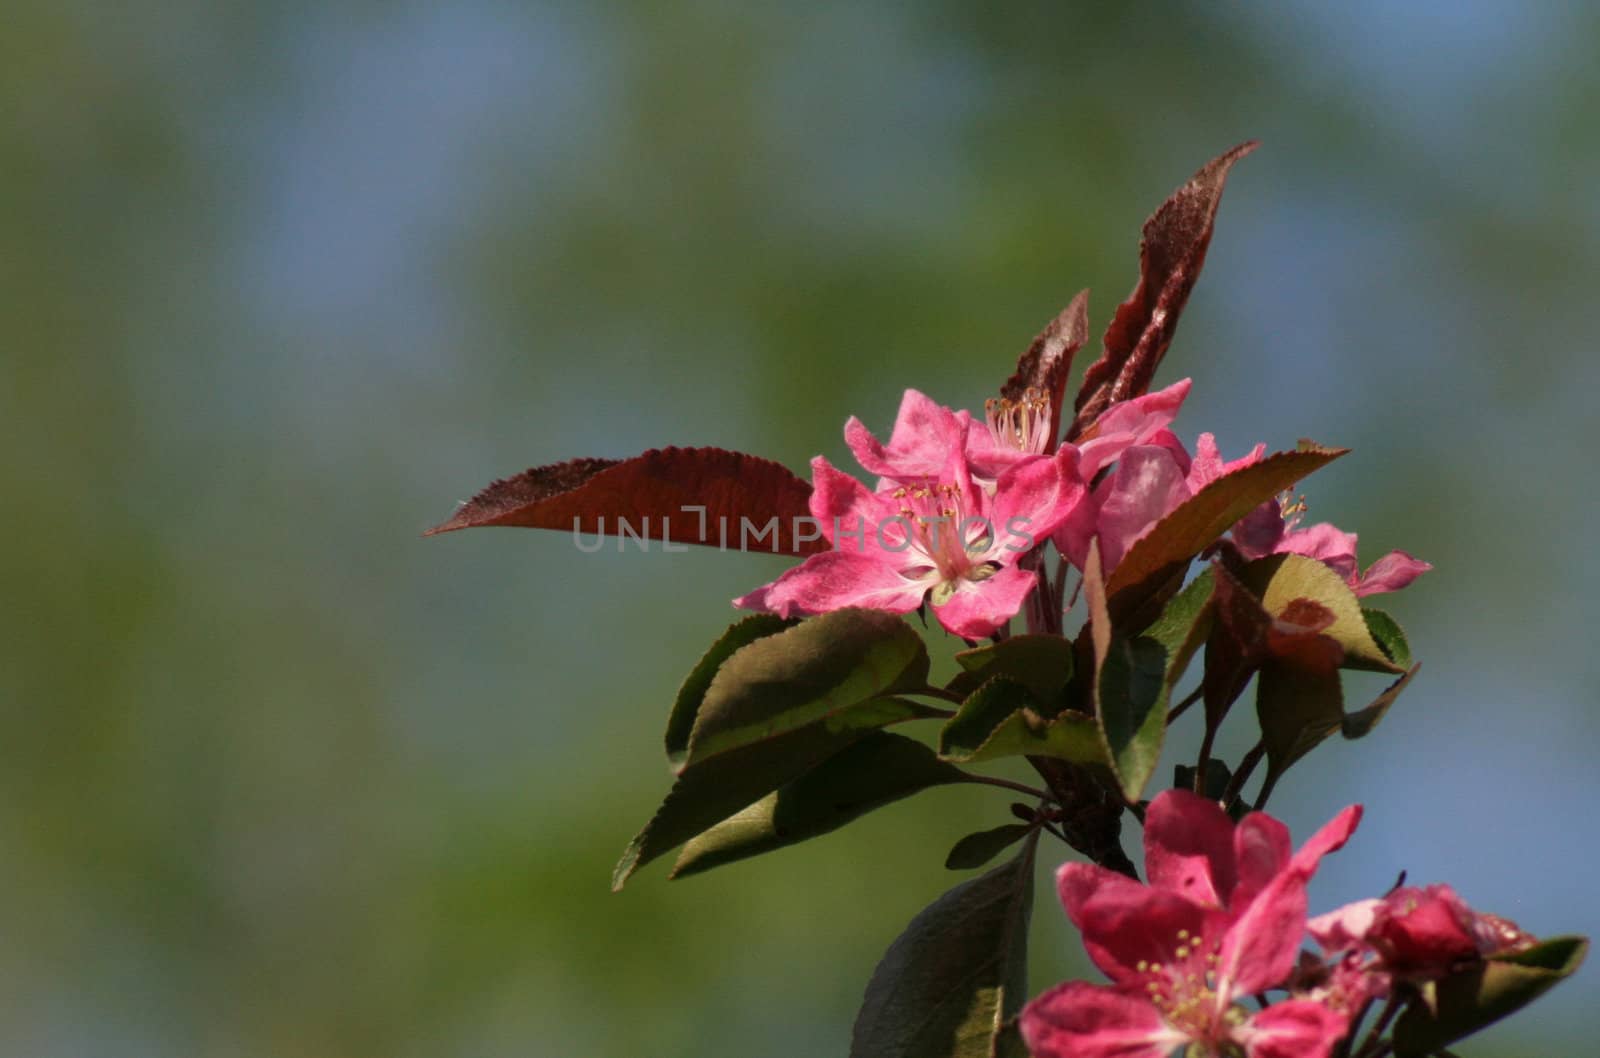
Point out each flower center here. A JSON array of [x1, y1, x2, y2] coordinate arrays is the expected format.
[[1132, 928, 1235, 1047], [890, 481, 995, 592], [1276, 490, 1308, 532], [985, 387, 1051, 455]]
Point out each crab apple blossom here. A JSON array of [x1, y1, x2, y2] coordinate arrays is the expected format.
[[1230, 470, 1431, 598], [1021, 791, 1363, 1058], [1310, 883, 1536, 982], [734, 443, 1083, 639]]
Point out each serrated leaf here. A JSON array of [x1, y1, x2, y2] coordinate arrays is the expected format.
[[684, 609, 931, 766], [426, 445, 826, 555], [616, 695, 934, 889], [850, 842, 1037, 1058], [1000, 290, 1090, 452], [1071, 142, 1257, 437], [1104, 448, 1347, 626], [1361, 607, 1412, 669], [945, 824, 1034, 871], [1393, 936, 1589, 1057], [1237, 553, 1397, 672], [669, 732, 966, 879], [949, 635, 1076, 711], [666, 614, 795, 769], [939, 678, 1104, 766]]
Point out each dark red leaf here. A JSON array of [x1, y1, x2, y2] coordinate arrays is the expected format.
[[1203, 561, 1273, 731], [426, 446, 826, 556], [1000, 290, 1090, 452], [1069, 142, 1258, 438]]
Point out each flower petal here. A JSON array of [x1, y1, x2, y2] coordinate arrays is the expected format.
[[1090, 445, 1191, 571], [1230, 811, 1292, 910], [1236, 998, 1350, 1058], [931, 564, 1037, 639], [988, 445, 1085, 554], [1142, 789, 1237, 909], [1020, 981, 1183, 1058], [1214, 870, 1309, 998], [732, 550, 925, 617], [1308, 898, 1382, 953], [806, 456, 889, 543], [1076, 378, 1193, 480], [844, 388, 962, 480], [1188, 432, 1266, 491], [1288, 804, 1362, 878], [1277, 522, 1361, 580], [1352, 550, 1431, 597], [1059, 863, 1219, 986]]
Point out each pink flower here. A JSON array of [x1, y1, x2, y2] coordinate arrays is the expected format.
[[734, 445, 1083, 639], [845, 378, 1191, 489], [1020, 791, 1361, 1058], [1233, 494, 1431, 598], [1054, 424, 1238, 575]]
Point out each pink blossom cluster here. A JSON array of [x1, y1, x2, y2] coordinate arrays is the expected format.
[[1021, 790, 1535, 1058], [736, 382, 1429, 639]]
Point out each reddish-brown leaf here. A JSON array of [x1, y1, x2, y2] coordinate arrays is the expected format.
[[426, 446, 826, 556], [1203, 561, 1273, 731], [1069, 142, 1258, 438], [1000, 290, 1090, 452]]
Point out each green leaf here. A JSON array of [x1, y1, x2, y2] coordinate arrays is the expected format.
[[1236, 554, 1398, 672], [1095, 636, 1169, 802], [1341, 664, 1420, 740], [666, 614, 795, 769], [669, 733, 966, 879], [1258, 658, 1424, 800], [1086, 542, 1202, 802], [938, 678, 1103, 766], [1255, 659, 1344, 801], [850, 842, 1037, 1058], [1361, 606, 1412, 669], [945, 824, 1034, 871], [1105, 446, 1347, 622], [684, 608, 931, 766], [1393, 936, 1589, 1057], [949, 635, 1076, 710], [613, 696, 932, 890]]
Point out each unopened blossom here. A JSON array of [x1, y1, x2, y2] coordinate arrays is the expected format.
[[1310, 883, 1535, 982], [1020, 791, 1362, 1058], [734, 444, 1083, 639]]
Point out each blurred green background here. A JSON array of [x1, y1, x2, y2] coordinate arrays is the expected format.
[[4, 3, 1596, 1055]]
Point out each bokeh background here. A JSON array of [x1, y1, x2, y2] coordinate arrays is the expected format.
[[4, 3, 1596, 1055]]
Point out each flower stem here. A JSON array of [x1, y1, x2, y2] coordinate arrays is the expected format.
[[960, 773, 1057, 803], [1351, 992, 1402, 1058], [1220, 741, 1265, 811], [1167, 683, 1203, 723], [913, 685, 965, 706]]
